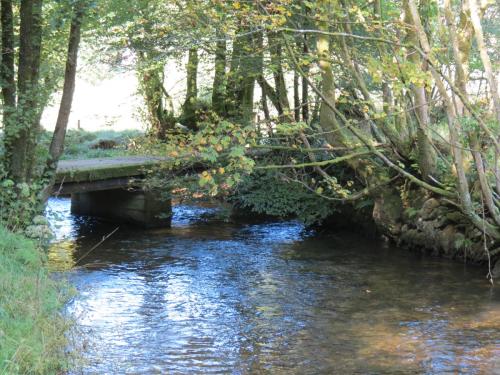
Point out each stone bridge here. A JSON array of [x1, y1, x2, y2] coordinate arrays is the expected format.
[[55, 156, 171, 228]]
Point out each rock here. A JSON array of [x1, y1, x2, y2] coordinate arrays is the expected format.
[[439, 225, 457, 255], [420, 198, 440, 220], [90, 139, 118, 149], [25, 224, 53, 243], [435, 215, 451, 229], [399, 228, 427, 248], [372, 189, 403, 237], [33, 215, 48, 226], [445, 211, 466, 224]]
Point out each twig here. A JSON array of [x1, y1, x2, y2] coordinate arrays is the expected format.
[[54, 176, 66, 198], [74, 227, 120, 265], [481, 195, 494, 285]]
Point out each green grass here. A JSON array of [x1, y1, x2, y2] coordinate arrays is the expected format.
[[0, 226, 71, 374], [39, 128, 144, 160]]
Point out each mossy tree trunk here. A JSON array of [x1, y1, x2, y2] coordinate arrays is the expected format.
[[268, 31, 290, 119], [181, 47, 199, 129], [226, 29, 260, 125], [403, 0, 437, 183], [137, 52, 174, 140], [212, 30, 227, 116], [1, 0, 43, 183]]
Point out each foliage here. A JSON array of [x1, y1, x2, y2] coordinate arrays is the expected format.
[[233, 171, 337, 226], [0, 225, 71, 374], [0, 176, 44, 232], [149, 116, 257, 196]]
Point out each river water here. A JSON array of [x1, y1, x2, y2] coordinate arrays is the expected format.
[[46, 197, 500, 374]]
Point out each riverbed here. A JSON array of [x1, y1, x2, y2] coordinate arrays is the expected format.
[[46, 197, 500, 374]]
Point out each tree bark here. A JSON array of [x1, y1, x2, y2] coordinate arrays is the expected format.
[[227, 29, 260, 125], [404, 0, 437, 183], [268, 31, 290, 117], [293, 70, 300, 122], [4, 0, 43, 182], [1, 0, 16, 112], [406, 0, 493, 234], [49, 0, 85, 164], [182, 47, 199, 129], [316, 2, 345, 148], [138, 53, 170, 139], [225, 32, 243, 116], [468, 0, 500, 124], [212, 30, 226, 116], [1, 0, 16, 172], [467, 0, 500, 196]]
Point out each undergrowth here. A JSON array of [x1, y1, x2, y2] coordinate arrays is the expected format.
[[0, 226, 72, 374], [233, 171, 338, 226]]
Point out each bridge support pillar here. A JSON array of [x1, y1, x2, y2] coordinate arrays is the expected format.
[[71, 188, 172, 228]]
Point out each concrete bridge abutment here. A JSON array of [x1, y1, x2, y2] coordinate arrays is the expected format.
[[71, 188, 172, 228]]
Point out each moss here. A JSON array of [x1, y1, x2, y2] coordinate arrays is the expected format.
[[55, 159, 159, 183], [55, 153, 168, 184], [0, 226, 71, 374]]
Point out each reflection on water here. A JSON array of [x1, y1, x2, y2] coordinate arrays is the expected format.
[[46, 197, 500, 374]]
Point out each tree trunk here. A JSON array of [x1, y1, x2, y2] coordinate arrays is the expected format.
[[225, 33, 243, 117], [301, 38, 309, 123], [1, 0, 16, 109], [268, 32, 290, 117], [468, 0, 500, 124], [405, 0, 499, 236], [182, 47, 199, 129], [137, 52, 173, 139], [212, 30, 226, 116], [404, 0, 437, 183], [4, 0, 43, 182], [40, 1, 86, 203], [227, 29, 260, 125], [0, 0, 16, 152], [293, 70, 300, 122], [48, 0, 85, 165], [316, 2, 345, 148], [467, 0, 500, 196], [238, 31, 260, 125]]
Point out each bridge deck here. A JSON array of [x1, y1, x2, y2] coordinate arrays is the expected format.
[[56, 156, 164, 184]]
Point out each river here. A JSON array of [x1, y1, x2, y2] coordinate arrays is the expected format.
[[46, 197, 500, 374]]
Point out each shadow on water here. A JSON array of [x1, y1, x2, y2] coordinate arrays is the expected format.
[[46, 197, 500, 374]]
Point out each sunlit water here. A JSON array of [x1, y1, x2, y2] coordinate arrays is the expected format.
[[46, 197, 500, 374]]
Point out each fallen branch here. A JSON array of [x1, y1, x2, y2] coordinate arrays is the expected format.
[[255, 150, 373, 170]]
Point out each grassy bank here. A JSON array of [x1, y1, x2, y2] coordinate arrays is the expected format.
[[40, 129, 143, 160], [0, 226, 70, 374]]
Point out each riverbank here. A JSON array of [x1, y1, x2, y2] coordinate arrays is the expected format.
[[0, 226, 71, 374], [365, 186, 500, 277]]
